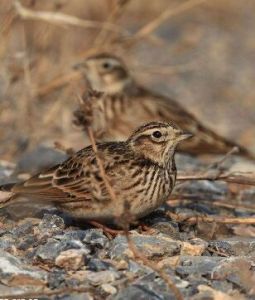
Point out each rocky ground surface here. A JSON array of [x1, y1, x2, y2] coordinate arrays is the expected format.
[[0, 148, 255, 300]]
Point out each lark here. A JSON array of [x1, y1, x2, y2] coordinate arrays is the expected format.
[[74, 53, 254, 159], [0, 122, 191, 222]]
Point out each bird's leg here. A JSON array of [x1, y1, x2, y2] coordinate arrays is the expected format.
[[87, 220, 124, 238]]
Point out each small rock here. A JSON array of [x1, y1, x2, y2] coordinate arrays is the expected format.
[[55, 292, 93, 300], [181, 238, 208, 256], [35, 214, 65, 238], [83, 229, 109, 249], [12, 221, 34, 238], [176, 256, 223, 277], [110, 232, 181, 259], [35, 235, 89, 263], [55, 249, 87, 270], [101, 283, 117, 295], [35, 238, 63, 263], [211, 257, 255, 293], [87, 258, 114, 271], [209, 237, 255, 256], [0, 234, 16, 250], [0, 249, 47, 286], [84, 270, 119, 286]]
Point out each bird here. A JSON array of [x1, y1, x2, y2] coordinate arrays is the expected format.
[[0, 122, 192, 222], [73, 53, 254, 159]]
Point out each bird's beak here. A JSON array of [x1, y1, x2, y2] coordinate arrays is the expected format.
[[72, 61, 87, 70], [176, 131, 193, 141]]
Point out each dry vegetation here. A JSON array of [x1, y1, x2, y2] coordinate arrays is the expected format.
[[1, 0, 255, 162]]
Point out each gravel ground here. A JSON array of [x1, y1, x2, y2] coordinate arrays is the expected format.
[[0, 150, 254, 300]]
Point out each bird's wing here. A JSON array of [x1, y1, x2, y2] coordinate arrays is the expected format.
[[10, 147, 108, 202]]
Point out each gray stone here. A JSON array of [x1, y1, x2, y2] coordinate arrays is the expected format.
[[110, 233, 181, 259], [112, 272, 176, 300], [35, 238, 64, 262], [17, 234, 38, 251], [87, 258, 114, 271], [209, 238, 255, 256], [54, 293, 94, 300], [0, 234, 16, 250], [55, 293, 93, 300], [176, 256, 223, 277], [84, 270, 120, 286], [83, 229, 109, 249], [36, 214, 65, 237], [12, 221, 34, 237], [0, 250, 47, 286], [35, 234, 90, 263]]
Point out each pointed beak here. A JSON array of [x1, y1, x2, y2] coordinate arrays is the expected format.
[[176, 131, 193, 141]]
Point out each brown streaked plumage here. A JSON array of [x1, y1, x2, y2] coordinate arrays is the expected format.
[[74, 53, 254, 159], [0, 122, 191, 222]]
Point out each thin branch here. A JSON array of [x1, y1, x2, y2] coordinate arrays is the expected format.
[[121, 0, 207, 45], [87, 126, 118, 202], [177, 171, 255, 186], [93, 0, 132, 46], [167, 211, 255, 225], [120, 205, 184, 300], [14, 0, 128, 35], [36, 71, 81, 98], [169, 198, 255, 212]]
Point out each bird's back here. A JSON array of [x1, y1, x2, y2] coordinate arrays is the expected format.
[[92, 87, 253, 158]]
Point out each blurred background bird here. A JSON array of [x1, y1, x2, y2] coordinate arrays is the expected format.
[[74, 53, 254, 159]]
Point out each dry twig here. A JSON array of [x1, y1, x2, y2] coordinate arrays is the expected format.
[[168, 211, 255, 225], [119, 203, 184, 300], [177, 171, 255, 186], [169, 198, 255, 212], [93, 0, 132, 46], [80, 92, 183, 300], [14, 0, 128, 35]]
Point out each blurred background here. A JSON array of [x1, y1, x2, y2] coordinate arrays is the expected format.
[[1, 0, 255, 164]]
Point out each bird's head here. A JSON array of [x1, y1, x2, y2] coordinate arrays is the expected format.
[[73, 53, 132, 94], [127, 121, 193, 167]]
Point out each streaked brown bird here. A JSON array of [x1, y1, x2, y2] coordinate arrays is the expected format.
[[74, 53, 254, 159], [0, 122, 191, 222]]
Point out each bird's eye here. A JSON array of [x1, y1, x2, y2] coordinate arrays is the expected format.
[[102, 62, 111, 69], [152, 131, 162, 138]]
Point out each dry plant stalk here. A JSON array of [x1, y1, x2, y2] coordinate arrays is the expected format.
[[168, 211, 255, 225], [123, 221, 184, 300], [93, 0, 132, 46], [170, 198, 255, 212], [177, 171, 255, 186], [14, 0, 128, 35], [81, 92, 183, 300]]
